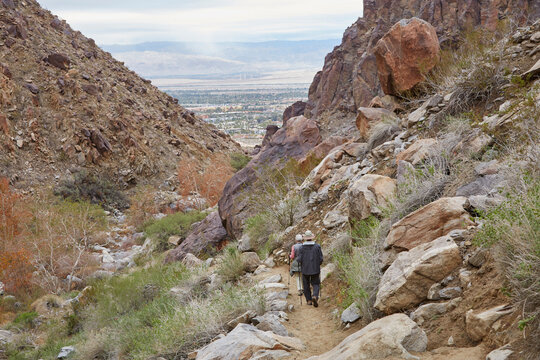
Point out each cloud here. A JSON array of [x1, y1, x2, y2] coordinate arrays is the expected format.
[[39, 0, 363, 44]]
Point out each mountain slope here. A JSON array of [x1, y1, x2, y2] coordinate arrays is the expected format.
[[0, 0, 240, 190]]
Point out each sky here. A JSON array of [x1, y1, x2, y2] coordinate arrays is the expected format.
[[38, 0, 364, 45]]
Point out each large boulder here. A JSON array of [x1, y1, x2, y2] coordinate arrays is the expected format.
[[375, 236, 462, 314], [164, 211, 228, 263], [348, 174, 396, 221], [384, 197, 474, 252], [355, 107, 398, 140], [219, 116, 321, 239], [374, 18, 440, 95], [306, 314, 427, 360], [395, 138, 437, 165], [194, 323, 304, 360]]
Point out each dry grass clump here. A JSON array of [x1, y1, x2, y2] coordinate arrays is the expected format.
[[474, 170, 539, 359], [333, 217, 385, 322]]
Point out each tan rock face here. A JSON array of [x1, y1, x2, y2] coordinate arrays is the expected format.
[[374, 18, 440, 95], [194, 323, 304, 360], [375, 236, 462, 314], [396, 138, 437, 165], [384, 197, 474, 251], [465, 304, 513, 341], [355, 107, 399, 140], [348, 174, 396, 221], [306, 313, 427, 360]]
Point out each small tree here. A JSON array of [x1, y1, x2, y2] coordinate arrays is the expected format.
[[28, 198, 107, 293]]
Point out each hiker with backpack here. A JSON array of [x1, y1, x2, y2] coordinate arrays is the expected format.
[[296, 230, 323, 307], [289, 234, 303, 296]]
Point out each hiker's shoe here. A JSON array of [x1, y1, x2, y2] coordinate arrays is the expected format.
[[298, 291, 303, 296], [307, 300, 313, 306], [312, 297, 318, 307]]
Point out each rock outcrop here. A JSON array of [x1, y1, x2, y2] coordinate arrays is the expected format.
[[307, 314, 427, 360], [303, 0, 539, 136], [0, 0, 239, 189], [375, 236, 462, 313], [219, 116, 321, 238], [348, 174, 396, 221], [193, 323, 304, 360], [373, 17, 440, 95], [164, 211, 228, 263], [384, 197, 474, 252]]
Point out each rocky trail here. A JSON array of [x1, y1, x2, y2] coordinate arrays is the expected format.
[[254, 265, 358, 359]]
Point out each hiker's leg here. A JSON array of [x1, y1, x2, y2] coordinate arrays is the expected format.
[[302, 274, 311, 301], [296, 273, 302, 292], [312, 273, 321, 298]]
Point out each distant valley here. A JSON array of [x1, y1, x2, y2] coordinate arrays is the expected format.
[[102, 40, 335, 144]]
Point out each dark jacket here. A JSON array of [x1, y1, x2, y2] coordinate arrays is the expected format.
[[297, 241, 323, 275]]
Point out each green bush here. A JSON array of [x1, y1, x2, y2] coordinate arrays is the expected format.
[[474, 175, 539, 358], [230, 152, 251, 172], [217, 243, 245, 282], [12, 311, 38, 329], [54, 170, 129, 210], [144, 211, 207, 251]]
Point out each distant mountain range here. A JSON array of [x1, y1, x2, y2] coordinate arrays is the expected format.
[[102, 40, 340, 79]]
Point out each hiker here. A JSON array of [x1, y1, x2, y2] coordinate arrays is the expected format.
[[297, 230, 323, 307], [289, 234, 303, 296]]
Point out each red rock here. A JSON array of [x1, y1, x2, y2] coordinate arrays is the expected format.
[[374, 18, 440, 95], [46, 53, 70, 70], [89, 130, 112, 154], [82, 84, 98, 95], [283, 101, 307, 126], [261, 125, 279, 149]]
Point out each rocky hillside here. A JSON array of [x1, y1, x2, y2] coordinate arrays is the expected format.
[[304, 0, 540, 137], [0, 0, 240, 190]]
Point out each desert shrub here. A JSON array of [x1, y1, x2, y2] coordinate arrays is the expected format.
[[72, 261, 263, 360], [474, 175, 539, 358], [334, 218, 383, 321], [247, 159, 306, 229], [178, 157, 234, 208], [54, 170, 129, 210], [127, 185, 158, 229], [417, 27, 509, 125], [217, 243, 245, 282], [230, 152, 251, 172], [0, 249, 33, 296], [143, 211, 207, 252], [389, 140, 457, 225], [11, 311, 38, 329]]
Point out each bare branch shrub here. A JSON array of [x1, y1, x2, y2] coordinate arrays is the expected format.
[[178, 157, 234, 209]]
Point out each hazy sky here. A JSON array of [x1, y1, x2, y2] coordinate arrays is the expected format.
[[38, 0, 364, 45]]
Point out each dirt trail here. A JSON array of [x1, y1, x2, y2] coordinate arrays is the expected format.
[[256, 265, 489, 360], [256, 265, 357, 359]]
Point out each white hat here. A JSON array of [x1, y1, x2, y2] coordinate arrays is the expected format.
[[304, 230, 315, 240], [295, 234, 303, 242]]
